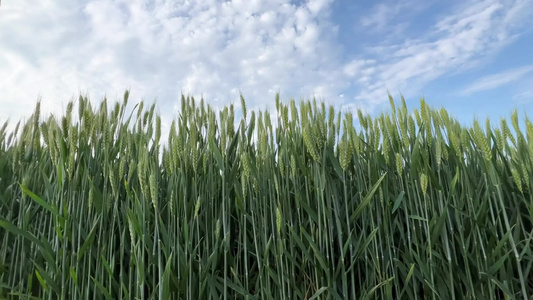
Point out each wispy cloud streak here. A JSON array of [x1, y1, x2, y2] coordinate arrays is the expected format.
[[347, 0, 533, 109], [460, 66, 533, 95]]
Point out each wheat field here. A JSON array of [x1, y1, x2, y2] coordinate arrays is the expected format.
[[0, 91, 532, 299]]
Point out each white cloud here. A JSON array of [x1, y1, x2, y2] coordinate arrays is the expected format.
[[360, 2, 403, 32], [0, 0, 346, 128], [514, 90, 533, 101], [347, 0, 533, 109], [359, 0, 432, 34], [460, 66, 533, 95], [1, 0, 533, 133]]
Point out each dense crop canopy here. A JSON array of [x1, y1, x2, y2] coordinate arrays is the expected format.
[[0, 91, 532, 299]]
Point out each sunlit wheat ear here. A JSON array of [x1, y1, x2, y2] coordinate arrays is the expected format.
[[265, 108, 273, 135], [220, 109, 228, 154], [137, 100, 144, 120], [473, 119, 491, 162], [373, 119, 380, 152], [290, 154, 297, 178], [239, 119, 247, 144], [435, 137, 442, 167], [400, 95, 407, 114], [328, 105, 335, 129], [83, 108, 93, 141], [88, 184, 94, 209], [282, 105, 289, 130], [145, 112, 153, 138], [327, 122, 336, 148], [45, 119, 55, 161], [1, 122, 10, 147], [112, 102, 120, 126], [527, 119, 533, 165], [240, 94, 247, 120], [275, 93, 281, 113], [108, 164, 117, 199], [241, 153, 250, 194], [494, 128, 504, 155], [122, 89, 129, 107], [501, 118, 516, 147], [526, 117, 533, 141], [448, 128, 460, 156], [357, 109, 366, 130], [127, 157, 135, 184], [193, 196, 201, 220], [191, 123, 198, 174], [148, 102, 156, 125], [299, 101, 308, 128], [383, 132, 391, 165], [278, 148, 286, 177], [395, 153, 403, 176], [61, 116, 69, 138], [207, 111, 216, 146], [485, 118, 492, 140], [439, 107, 449, 127], [31, 102, 41, 148], [314, 111, 326, 148], [336, 110, 342, 137], [180, 94, 186, 115], [399, 114, 409, 150], [200, 98, 207, 124], [384, 115, 395, 143], [303, 123, 319, 162], [413, 108, 421, 126], [155, 116, 161, 146], [137, 157, 147, 197], [0, 120, 6, 137], [104, 121, 112, 153], [127, 212, 136, 246], [215, 218, 221, 241], [408, 116, 415, 143], [461, 128, 470, 151], [77, 95, 86, 122], [339, 133, 351, 172], [432, 111, 442, 134], [276, 206, 282, 236], [353, 133, 362, 156], [420, 99, 432, 145], [521, 163, 530, 191], [512, 168, 523, 193], [119, 154, 127, 182], [511, 109, 522, 139], [176, 129, 184, 160], [68, 125, 78, 180], [149, 171, 158, 210], [290, 99, 298, 125], [227, 104, 235, 138], [420, 173, 428, 196], [442, 142, 449, 161], [39, 122, 49, 149], [260, 127, 268, 161], [388, 94, 396, 116], [11, 143, 19, 171]]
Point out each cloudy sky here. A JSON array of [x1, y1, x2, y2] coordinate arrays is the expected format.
[[1, 0, 532, 131]]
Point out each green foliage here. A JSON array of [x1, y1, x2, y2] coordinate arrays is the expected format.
[[0, 92, 532, 299]]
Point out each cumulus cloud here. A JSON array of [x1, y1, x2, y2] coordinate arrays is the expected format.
[[0, 0, 532, 130], [0, 0, 345, 127]]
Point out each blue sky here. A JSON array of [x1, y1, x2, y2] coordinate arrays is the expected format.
[[1, 0, 532, 133]]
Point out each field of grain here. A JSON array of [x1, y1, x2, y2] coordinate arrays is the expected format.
[[0, 91, 532, 299]]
